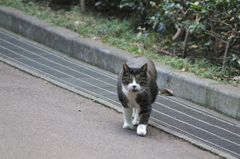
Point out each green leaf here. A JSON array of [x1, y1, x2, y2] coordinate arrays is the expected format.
[[150, 1, 156, 7], [190, 1, 200, 8], [201, 9, 208, 13], [169, 3, 175, 8], [204, 40, 212, 46], [156, 24, 165, 32], [95, 2, 102, 7], [136, 32, 142, 40]]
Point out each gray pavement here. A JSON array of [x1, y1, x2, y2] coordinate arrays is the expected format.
[[0, 62, 221, 159]]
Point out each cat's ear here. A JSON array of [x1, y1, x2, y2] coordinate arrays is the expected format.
[[139, 63, 147, 73], [123, 63, 130, 73]]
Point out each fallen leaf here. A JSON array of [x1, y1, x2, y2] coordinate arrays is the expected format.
[[190, 44, 198, 48], [182, 65, 189, 72], [201, 68, 208, 71], [190, 45, 198, 49], [159, 89, 174, 96], [75, 21, 80, 25], [92, 37, 101, 40], [231, 76, 240, 81]]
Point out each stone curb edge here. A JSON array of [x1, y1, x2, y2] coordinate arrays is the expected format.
[[0, 6, 239, 120]]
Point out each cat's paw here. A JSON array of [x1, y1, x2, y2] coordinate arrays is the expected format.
[[123, 123, 134, 130], [137, 124, 147, 136]]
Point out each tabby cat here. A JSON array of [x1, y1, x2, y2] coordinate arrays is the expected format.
[[117, 56, 158, 136]]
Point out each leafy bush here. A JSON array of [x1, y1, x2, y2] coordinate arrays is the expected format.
[[89, 0, 239, 62], [89, 0, 240, 81], [148, 0, 240, 59]]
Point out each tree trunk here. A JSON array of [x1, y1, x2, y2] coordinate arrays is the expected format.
[[182, 29, 190, 58], [172, 26, 182, 41], [80, 0, 85, 11], [223, 41, 230, 66]]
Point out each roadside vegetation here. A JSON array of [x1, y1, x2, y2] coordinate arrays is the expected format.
[[1, 0, 240, 86]]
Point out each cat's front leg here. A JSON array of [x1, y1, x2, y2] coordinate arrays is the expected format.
[[137, 105, 152, 136], [132, 107, 139, 126], [122, 107, 133, 129]]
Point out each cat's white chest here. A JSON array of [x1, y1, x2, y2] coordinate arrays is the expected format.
[[122, 85, 139, 107]]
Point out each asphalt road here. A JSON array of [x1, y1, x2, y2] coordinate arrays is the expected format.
[[0, 62, 221, 159]]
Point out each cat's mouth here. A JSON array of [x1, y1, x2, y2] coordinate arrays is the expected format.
[[132, 89, 138, 93]]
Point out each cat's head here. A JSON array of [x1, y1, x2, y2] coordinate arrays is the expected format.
[[122, 63, 147, 93]]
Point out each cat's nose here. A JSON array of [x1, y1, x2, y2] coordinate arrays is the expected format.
[[132, 85, 136, 89]]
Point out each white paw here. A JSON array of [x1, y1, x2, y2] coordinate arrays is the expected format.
[[123, 123, 133, 129], [137, 124, 147, 136]]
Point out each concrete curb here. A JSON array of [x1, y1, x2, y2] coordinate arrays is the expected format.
[[0, 6, 239, 120]]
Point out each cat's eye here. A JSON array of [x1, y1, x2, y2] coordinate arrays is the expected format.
[[122, 74, 132, 85]]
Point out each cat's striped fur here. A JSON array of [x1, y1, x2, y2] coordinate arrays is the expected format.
[[117, 56, 158, 136]]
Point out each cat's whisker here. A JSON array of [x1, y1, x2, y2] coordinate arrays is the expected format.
[[140, 88, 149, 95]]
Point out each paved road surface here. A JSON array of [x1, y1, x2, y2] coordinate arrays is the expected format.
[[0, 62, 220, 159]]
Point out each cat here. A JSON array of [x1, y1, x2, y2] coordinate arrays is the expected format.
[[117, 56, 158, 136]]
